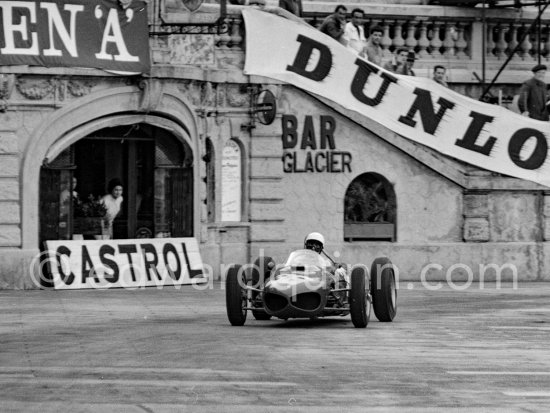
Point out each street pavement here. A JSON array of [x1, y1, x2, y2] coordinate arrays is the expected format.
[[0, 281, 549, 412]]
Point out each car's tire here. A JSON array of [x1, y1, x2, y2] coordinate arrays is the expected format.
[[370, 257, 397, 322], [350, 265, 370, 328], [225, 264, 247, 326], [251, 256, 274, 320]]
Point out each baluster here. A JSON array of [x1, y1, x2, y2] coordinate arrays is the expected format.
[[229, 19, 243, 48], [405, 21, 418, 52], [430, 22, 442, 58], [494, 23, 508, 59], [217, 20, 231, 49], [381, 21, 393, 59], [507, 23, 519, 60], [519, 23, 532, 60], [392, 20, 405, 49], [455, 22, 468, 58], [417, 21, 430, 59], [442, 23, 456, 58], [486, 21, 496, 59]]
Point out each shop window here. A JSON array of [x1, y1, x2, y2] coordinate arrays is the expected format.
[[221, 139, 242, 222], [344, 172, 396, 241]]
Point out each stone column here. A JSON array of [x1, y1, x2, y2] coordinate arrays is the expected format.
[[463, 192, 490, 242]]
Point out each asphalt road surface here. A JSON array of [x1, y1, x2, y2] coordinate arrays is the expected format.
[[1, 281, 549, 412]]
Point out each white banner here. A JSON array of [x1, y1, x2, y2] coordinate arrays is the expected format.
[[242, 8, 550, 187], [44, 238, 206, 289]]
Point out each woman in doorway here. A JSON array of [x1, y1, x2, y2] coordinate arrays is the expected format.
[[101, 178, 124, 239]]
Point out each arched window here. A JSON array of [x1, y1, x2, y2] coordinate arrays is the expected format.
[[221, 139, 242, 222], [344, 172, 396, 241]]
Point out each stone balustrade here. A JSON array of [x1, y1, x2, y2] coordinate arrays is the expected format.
[[149, 1, 550, 86]]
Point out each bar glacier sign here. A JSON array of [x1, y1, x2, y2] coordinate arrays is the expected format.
[[0, 0, 150, 73]]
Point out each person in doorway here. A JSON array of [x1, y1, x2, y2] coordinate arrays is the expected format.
[[101, 178, 124, 239], [433, 65, 449, 88], [319, 5, 348, 46], [344, 8, 367, 56], [518, 64, 550, 121]]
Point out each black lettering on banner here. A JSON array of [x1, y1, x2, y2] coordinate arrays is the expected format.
[[351, 59, 397, 106], [398, 88, 455, 134], [315, 152, 326, 172], [282, 115, 298, 149], [182, 243, 203, 278], [508, 128, 548, 170], [99, 244, 119, 283], [81, 245, 98, 283], [141, 244, 162, 281], [320, 115, 336, 149], [282, 152, 293, 172], [286, 35, 332, 82], [301, 116, 317, 149], [455, 111, 497, 156], [162, 243, 182, 281], [118, 244, 138, 282], [56, 246, 74, 285]]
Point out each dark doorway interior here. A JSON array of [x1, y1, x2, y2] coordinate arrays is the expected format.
[[39, 124, 193, 245]]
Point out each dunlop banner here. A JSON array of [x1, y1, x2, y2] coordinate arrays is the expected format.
[[242, 8, 550, 187], [0, 0, 150, 73]]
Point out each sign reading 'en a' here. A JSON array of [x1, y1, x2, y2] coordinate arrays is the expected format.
[[243, 8, 550, 187], [44, 238, 206, 289], [0, 0, 150, 74]]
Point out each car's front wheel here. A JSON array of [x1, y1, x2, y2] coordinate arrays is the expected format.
[[370, 257, 397, 322], [225, 264, 247, 326], [350, 265, 371, 328]]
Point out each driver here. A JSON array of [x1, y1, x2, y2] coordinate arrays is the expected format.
[[304, 232, 347, 302]]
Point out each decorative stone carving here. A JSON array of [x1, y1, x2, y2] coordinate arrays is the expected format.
[[225, 84, 248, 107], [16, 78, 54, 100], [201, 82, 215, 106], [463, 193, 488, 217], [543, 193, 550, 241], [0, 74, 15, 112], [177, 80, 201, 106], [67, 80, 95, 97]]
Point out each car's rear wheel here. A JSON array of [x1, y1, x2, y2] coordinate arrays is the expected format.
[[251, 256, 274, 320], [226, 264, 247, 326], [350, 266, 370, 328], [370, 257, 397, 322]]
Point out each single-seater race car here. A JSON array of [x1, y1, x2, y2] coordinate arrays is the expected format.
[[225, 249, 397, 328]]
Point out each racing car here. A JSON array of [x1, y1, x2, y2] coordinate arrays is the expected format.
[[225, 248, 397, 328]]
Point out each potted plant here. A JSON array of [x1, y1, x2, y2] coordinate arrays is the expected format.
[[73, 195, 108, 237]]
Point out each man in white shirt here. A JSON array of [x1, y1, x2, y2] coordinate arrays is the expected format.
[[344, 8, 366, 57]]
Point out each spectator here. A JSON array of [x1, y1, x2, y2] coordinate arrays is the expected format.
[[279, 0, 302, 17], [433, 65, 448, 87], [101, 178, 124, 239], [365, 25, 384, 66], [344, 8, 366, 56], [319, 5, 348, 46], [518, 64, 549, 121], [383, 47, 415, 76]]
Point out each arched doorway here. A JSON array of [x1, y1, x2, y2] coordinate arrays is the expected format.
[[344, 172, 397, 241], [39, 123, 194, 244]]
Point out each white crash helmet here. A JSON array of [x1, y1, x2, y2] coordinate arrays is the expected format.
[[304, 232, 325, 253]]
